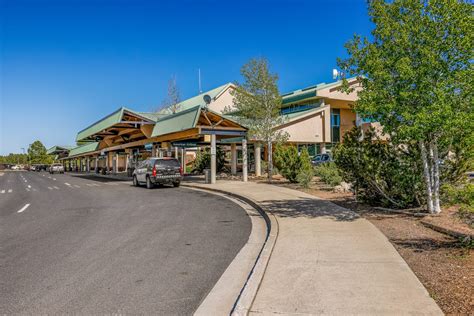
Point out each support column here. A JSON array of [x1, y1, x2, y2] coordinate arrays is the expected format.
[[106, 154, 110, 173], [321, 143, 327, 154], [125, 153, 129, 173], [114, 153, 118, 173], [231, 143, 237, 175], [95, 156, 98, 173], [181, 148, 186, 173], [158, 144, 164, 158], [242, 138, 248, 182], [86, 157, 90, 173], [211, 134, 216, 184], [152, 144, 157, 157], [175, 147, 179, 159], [255, 143, 261, 177]]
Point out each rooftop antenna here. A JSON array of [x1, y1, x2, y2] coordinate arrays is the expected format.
[[332, 68, 345, 80], [198, 68, 202, 94]]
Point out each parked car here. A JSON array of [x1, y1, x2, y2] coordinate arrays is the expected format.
[[311, 153, 332, 166], [11, 165, 20, 170], [133, 157, 182, 189], [29, 165, 36, 171], [49, 163, 65, 174]]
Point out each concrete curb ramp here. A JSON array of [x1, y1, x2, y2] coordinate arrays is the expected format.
[[185, 181, 443, 316]]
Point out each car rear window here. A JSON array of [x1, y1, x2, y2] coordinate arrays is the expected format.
[[156, 159, 180, 167]]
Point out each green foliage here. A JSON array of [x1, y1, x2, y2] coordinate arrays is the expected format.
[[28, 140, 53, 165], [441, 183, 474, 210], [227, 57, 288, 180], [297, 147, 314, 188], [333, 127, 424, 208], [192, 147, 226, 173], [0, 153, 28, 165], [339, 0, 473, 144], [338, 0, 474, 213], [273, 145, 301, 183], [314, 162, 342, 187]]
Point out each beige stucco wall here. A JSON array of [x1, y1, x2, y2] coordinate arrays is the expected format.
[[317, 78, 361, 102], [340, 108, 357, 141], [277, 107, 332, 143], [209, 86, 235, 114]]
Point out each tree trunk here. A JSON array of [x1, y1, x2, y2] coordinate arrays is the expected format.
[[267, 140, 273, 183], [420, 141, 434, 213], [431, 140, 442, 213]]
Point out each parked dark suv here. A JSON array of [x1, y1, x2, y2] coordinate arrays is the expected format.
[[132, 158, 182, 189]]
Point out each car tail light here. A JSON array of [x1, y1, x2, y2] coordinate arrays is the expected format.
[[152, 165, 157, 177]]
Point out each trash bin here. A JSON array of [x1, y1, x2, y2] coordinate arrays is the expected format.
[[204, 169, 211, 183]]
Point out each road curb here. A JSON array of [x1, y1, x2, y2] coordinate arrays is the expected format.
[[182, 184, 279, 316]]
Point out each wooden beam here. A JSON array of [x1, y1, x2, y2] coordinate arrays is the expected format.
[[140, 124, 153, 138], [196, 125, 246, 131], [102, 128, 200, 152]]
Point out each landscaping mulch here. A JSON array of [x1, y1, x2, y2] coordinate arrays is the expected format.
[[267, 177, 474, 315]]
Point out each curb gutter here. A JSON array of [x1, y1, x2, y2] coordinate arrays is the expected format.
[[183, 184, 279, 316]]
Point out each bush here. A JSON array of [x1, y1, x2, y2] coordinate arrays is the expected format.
[[333, 127, 424, 208], [192, 147, 226, 173], [314, 162, 342, 187], [297, 148, 314, 188], [442, 183, 474, 210], [273, 145, 301, 182]]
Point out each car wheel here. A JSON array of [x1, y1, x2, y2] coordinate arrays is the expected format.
[[133, 176, 139, 187], [146, 176, 154, 189], [173, 181, 180, 188]]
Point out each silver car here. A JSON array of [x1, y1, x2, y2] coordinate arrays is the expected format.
[[49, 163, 64, 174], [132, 158, 183, 189]]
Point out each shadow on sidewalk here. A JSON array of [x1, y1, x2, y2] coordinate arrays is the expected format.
[[262, 197, 359, 222]]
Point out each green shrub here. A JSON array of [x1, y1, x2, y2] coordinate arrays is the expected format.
[[297, 148, 314, 188], [441, 183, 474, 210], [333, 127, 424, 208], [314, 162, 342, 187], [192, 147, 226, 173], [273, 145, 301, 183]]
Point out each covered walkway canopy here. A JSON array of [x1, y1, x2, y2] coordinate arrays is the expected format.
[[62, 104, 248, 183]]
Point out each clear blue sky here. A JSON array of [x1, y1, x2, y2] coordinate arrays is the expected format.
[[0, 0, 372, 155]]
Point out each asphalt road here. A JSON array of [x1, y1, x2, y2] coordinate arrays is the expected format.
[[0, 170, 251, 314]]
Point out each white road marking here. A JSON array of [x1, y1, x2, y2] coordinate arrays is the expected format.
[[48, 176, 52, 179], [24, 180, 27, 182], [53, 178, 56, 180], [17, 203, 31, 213], [65, 182, 71, 186], [8, 189, 12, 193], [48, 187, 53, 190], [1, 190, 5, 194], [53, 186, 60, 190], [73, 185, 80, 188], [86, 184, 94, 187], [27, 185, 31, 188]]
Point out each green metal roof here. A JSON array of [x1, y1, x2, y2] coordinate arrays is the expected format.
[[157, 83, 232, 115], [281, 77, 356, 105], [68, 142, 99, 157], [282, 106, 325, 121], [151, 106, 202, 137], [76, 107, 157, 142], [46, 145, 74, 155]]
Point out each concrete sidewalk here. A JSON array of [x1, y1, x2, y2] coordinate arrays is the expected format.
[[185, 180, 442, 315]]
